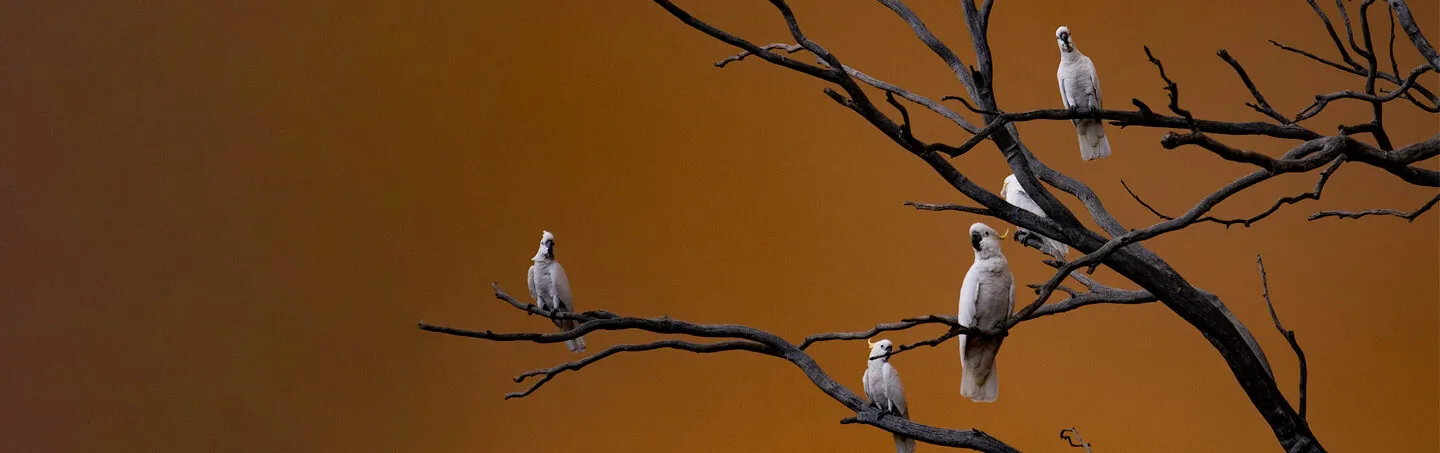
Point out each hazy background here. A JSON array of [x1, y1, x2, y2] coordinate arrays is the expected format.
[[1, 1, 1436, 451]]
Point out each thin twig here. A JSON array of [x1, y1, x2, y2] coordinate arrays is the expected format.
[[1218, 49, 1290, 123], [1257, 255, 1308, 420], [714, 43, 806, 68], [1060, 427, 1094, 453], [1308, 192, 1440, 221]]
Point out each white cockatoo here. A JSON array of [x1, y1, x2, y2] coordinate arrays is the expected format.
[[1001, 174, 1069, 260], [1056, 26, 1111, 161], [527, 230, 586, 352], [863, 338, 916, 453], [958, 223, 1015, 403]]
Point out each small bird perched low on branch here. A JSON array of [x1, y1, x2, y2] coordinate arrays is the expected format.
[[527, 230, 586, 352], [1001, 174, 1069, 260], [863, 338, 915, 453], [958, 223, 1015, 403], [1056, 25, 1111, 161]]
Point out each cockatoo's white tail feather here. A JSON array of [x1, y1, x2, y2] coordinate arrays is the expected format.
[[566, 337, 586, 353], [961, 362, 999, 403], [1044, 237, 1070, 260], [1077, 120, 1111, 160]]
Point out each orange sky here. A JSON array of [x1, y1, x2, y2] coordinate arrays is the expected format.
[[1, 1, 1436, 452]]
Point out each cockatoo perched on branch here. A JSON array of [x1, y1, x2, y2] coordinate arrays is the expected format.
[[863, 338, 915, 453], [527, 230, 586, 352], [1056, 25, 1111, 161], [958, 223, 1015, 403], [1001, 174, 1069, 260]]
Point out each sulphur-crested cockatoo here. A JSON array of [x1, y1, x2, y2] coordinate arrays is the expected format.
[[1001, 174, 1069, 260], [1056, 26, 1111, 161], [958, 223, 1015, 402], [863, 338, 915, 453], [527, 230, 586, 352]]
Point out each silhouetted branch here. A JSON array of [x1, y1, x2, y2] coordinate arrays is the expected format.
[[1060, 427, 1094, 453], [506, 340, 771, 399], [904, 201, 996, 216], [714, 43, 805, 67], [1218, 49, 1291, 123], [1144, 46, 1196, 129], [1308, 192, 1440, 221], [1257, 255, 1308, 420], [1387, 0, 1440, 71]]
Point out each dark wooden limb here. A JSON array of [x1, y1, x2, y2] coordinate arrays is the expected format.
[[1308, 192, 1440, 221], [1256, 255, 1309, 420]]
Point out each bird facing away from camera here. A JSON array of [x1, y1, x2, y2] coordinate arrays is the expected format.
[[1056, 26, 1112, 161], [863, 338, 916, 453], [958, 223, 1015, 402], [1001, 174, 1069, 260], [527, 230, 586, 352]]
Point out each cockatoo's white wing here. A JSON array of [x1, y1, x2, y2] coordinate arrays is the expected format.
[[1058, 71, 1074, 108], [548, 262, 586, 352], [958, 268, 980, 329], [868, 364, 914, 453], [885, 365, 908, 418], [1084, 56, 1103, 109], [550, 262, 573, 313], [527, 264, 539, 306]]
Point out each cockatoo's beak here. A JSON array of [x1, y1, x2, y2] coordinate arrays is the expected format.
[[998, 229, 1010, 240]]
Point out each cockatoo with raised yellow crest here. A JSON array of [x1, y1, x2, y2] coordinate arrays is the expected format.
[[1056, 25, 1111, 161], [958, 223, 1015, 402], [863, 338, 915, 453], [527, 230, 586, 352]]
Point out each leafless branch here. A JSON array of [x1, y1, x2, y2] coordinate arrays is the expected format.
[[1387, 0, 1440, 71], [1308, 192, 1440, 221], [904, 201, 996, 216], [1218, 49, 1291, 123], [1144, 46, 1196, 129], [1060, 427, 1094, 453], [1123, 157, 1347, 228], [714, 43, 805, 68], [506, 340, 770, 399], [1257, 255, 1308, 420]]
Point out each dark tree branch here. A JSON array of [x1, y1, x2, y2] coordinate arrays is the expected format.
[[1269, 39, 1440, 108], [1387, 0, 1440, 71], [904, 201, 996, 216], [1124, 157, 1347, 228], [714, 43, 805, 68], [506, 340, 771, 399], [1218, 49, 1291, 123], [1294, 64, 1433, 122], [1257, 255, 1308, 420], [1334, 0, 1367, 60], [1308, 192, 1440, 221], [1304, 0, 1365, 70], [1060, 427, 1094, 453], [1144, 46, 1197, 129]]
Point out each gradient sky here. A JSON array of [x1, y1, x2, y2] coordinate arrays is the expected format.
[[1, 1, 1436, 452]]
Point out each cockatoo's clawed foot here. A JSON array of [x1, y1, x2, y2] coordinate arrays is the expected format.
[[1013, 230, 1031, 244]]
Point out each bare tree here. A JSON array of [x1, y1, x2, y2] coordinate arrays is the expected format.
[[420, 1, 1438, 452]]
